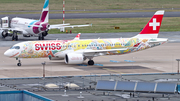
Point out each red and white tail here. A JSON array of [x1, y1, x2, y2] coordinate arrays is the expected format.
[[134, 10, 164, 38]]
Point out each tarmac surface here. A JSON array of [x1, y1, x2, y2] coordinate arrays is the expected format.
[[0, 11, 180, 19], [0, 32, 180, 78], [0, 31, 180, 46]]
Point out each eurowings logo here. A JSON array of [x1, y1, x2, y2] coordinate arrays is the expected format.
[[149, 18, 160, 30]]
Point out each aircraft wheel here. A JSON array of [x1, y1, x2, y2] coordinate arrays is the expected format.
[[17, 63, 21, 66], [12, 36, 15, 41], [88, 60, 94, 65], [38, 36, 42, 40], [42, 36, 44, 40], [15, 36, 18, 41]]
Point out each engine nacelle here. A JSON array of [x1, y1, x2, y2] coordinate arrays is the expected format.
[[49, 56, 63, 60], [0, 30, 8, 38], [65, 53, 84, 64]]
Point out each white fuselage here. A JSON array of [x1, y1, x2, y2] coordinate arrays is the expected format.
[[11, 17, 36, 35], [4, 37, 168, 59], [11, 17, 49, 36]]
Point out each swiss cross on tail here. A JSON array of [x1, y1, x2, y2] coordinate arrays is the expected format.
[[149, 18, 160, 30], [134, 10, 164, 38]]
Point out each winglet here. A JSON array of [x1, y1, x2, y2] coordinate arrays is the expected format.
[[74, 33, 81, 40]]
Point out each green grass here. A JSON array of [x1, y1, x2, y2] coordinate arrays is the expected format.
[[48, 17, 180, 34], [0, 0, 179, 12], [0, 0, 179, 33]]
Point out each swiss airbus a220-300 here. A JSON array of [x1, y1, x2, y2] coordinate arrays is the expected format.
[[4, 10, 167, 66]]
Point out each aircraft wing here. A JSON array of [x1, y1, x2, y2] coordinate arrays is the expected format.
[[63, 24, 92, 28], [81, 48, 129, 57], [49, 23, 70, 29], [84, 48, 128, 53], [0, 27, 26, 33], [49, 24, 92, 29]]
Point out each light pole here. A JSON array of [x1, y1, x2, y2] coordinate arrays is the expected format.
[[42, 61, 46, 78], [176, 59, 180, 74]]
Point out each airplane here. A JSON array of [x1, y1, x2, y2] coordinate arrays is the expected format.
[[4, 10, 168, 66], [0, 0, 91, 41]]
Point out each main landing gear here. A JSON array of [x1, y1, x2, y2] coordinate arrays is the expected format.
[[38, 31, 48, 40], [38, 33, 44, 40], [12, 31, 18, 41], [16, 58, 21, 66], [88, 60, 94, 65]]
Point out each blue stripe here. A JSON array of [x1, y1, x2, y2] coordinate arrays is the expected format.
[[124, 60, 135, 62], [28, 20, 38, 28], [43, 0, 49, 9], [110, 60, 120, 63], [0, 91, 22, 94], [94, 64, 103, 66], [77, 64, 87, 66]]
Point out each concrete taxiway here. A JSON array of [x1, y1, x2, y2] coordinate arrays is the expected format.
[[0, 32, 180, 78], [0, 11, 180, 19], [1, 32, 180, 101]]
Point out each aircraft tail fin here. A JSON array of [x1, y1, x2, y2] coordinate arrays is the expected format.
[[74, 33, 81, 40], [134, 10, 164, 38], [40, 0, 49, 22]]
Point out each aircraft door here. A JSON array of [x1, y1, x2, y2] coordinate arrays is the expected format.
[[1, 16, 10, 28]]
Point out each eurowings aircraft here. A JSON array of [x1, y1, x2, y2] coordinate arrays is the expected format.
[[4, 10, 168, 66], [0, 0, 91, 41]]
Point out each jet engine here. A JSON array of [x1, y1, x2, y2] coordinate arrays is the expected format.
[[65, 53, 84, 64], [0, 30, 8, 38], [49, 56, 63, 60]]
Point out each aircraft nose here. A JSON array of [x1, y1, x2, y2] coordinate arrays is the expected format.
[[4, 50, 12, 57]]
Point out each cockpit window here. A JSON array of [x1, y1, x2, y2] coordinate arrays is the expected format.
[[10, 46, 20, 49]]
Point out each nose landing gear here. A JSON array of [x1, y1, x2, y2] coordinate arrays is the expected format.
[[16, 58, 21, 66], [17, 62, 21, 66]]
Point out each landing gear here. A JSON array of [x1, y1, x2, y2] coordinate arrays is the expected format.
[[38, 33, 44, 40], [16, 58, 21, 66], [42, 31, 48, 36], [12, 31, 18, 41], [88, 60, 94, 65], [17, 63, 21, 66]]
